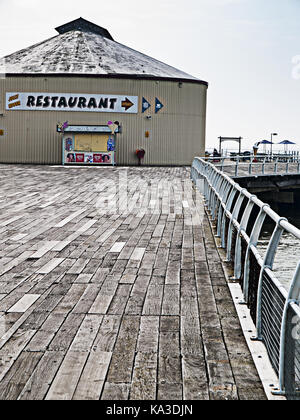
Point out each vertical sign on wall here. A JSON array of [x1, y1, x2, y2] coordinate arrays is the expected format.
[[142, 97, 151, 113], [155, 98, 164, 113]]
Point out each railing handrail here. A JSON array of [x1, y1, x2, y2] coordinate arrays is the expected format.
[[196, 154, 300, 178], [191, 156, 300, 399], [198, 157, 300, 239]]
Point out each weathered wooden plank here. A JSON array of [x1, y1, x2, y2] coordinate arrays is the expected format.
[[92, 315, 122, 353], [7, 294, 40, 313], [101, 383, 130, 400], [73, 351, 112, 400], [19, 351, 65, 400], [48, 313, 85, 351], [69, 314, 102, 352], [67, 258, 90, 275], [109, 242, 126, 253], [125, 275, 151, 315], [36, 258, 64, 274], [130, 352, 157, 400], [136, 316, 159, 353], [161, 285, 180, 315], [72, 284, 102, 314], [108, 284, 132, 315], [142, 285, 164, 316], [30, 241, 60, 259], [55, 208, 88, 228], [46, 351, 89, 400], [158, 329, 182, 385], [0, 329, 37, 383], [157, 383, 182, 400], [106, 315, 140, 383], [182, 355, 209, 400], [52, 284, 87, 315], [0, 351, 43, 400]]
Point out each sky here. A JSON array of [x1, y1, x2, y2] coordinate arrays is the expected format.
[[0, 0, 300, 152]]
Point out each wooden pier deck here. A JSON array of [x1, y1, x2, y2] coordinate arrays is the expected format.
[[0, 165, 266, 400]]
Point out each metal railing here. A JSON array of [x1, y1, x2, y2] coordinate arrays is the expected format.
[[204, 154, 300, 178], [191, 156, 300, 399]]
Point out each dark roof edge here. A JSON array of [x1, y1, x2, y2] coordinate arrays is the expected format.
[[55, 17, 114, 41], [4, 72, 209, 86]]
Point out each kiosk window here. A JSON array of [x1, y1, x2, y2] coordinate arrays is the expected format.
[[75, 134, 92, 151], [92, 134, 109, 152], [75, 134, 110, 152]]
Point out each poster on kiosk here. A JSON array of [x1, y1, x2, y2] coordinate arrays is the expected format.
[[59, 122, 118, 165]]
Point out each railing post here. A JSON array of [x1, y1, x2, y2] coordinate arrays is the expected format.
[[226, 189, 246, 262], [243, 205, 270, 303], [262, 157, 266, 175], [217, 182, 231, 238], [207, 170, 219, 215], [221, 188, 237, 249], [249, 157, 253, 175], [211, 173, 224, 220], [212, 177, 226, 231], [233, 196, 255, 280], [235, 157, 240, 177], [254, 218, 287, 340], [275, 158, 278, 175]]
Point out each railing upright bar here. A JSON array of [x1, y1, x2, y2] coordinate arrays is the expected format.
[[212, 177, 227, 235], [209, 173, 218, 218], [255, 219, 287, 340], [226, 190, 246, 262], [242, 205, 270, 303], [235, 157, 240, 177], [217, 181, 231, 238], [233, 196, 255, 280], [275, 158, 278, 175], [221, 187, 237, 249], [211, 173, 224, 220], [262, 158, 266, 175]]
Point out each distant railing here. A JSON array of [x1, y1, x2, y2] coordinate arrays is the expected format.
[[204, 154, 300, 178], [191, 156, 300, 399]]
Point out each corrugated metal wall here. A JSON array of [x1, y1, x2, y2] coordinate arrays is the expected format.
[[0, 76, 207, 165]]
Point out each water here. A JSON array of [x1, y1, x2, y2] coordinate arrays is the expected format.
[[256, 214, 300, 292]]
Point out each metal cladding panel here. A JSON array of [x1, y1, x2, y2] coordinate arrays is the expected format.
[[0, 76, 207, 165]]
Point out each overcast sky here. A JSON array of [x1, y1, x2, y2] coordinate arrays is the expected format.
[[1, 0, 300, 152]]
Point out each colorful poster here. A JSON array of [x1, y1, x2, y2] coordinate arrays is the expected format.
[[102, 154, 111, 164], [75, 153, 84, 163], [85, 153, 93, 163], [65, 152, 75, 163], [64, 151, 114, 165], [107, 137, 115, 151], [93, 154, 102, 163], [64, 136, 74, 151]]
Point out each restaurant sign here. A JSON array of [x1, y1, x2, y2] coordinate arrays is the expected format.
[[6, 92, 138, 113]]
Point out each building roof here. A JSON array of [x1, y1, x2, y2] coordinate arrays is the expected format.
[[1, 18, 207, 84]]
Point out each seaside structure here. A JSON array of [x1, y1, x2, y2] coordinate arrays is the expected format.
[[0, 18, 208, 165]]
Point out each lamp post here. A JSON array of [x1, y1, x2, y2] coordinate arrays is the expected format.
[[271, 133, 277, 157]]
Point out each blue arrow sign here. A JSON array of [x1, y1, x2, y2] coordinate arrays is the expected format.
[[155, 98, 164, 113], [142, 97, 151, 113]]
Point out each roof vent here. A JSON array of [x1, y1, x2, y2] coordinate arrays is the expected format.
[[55, 17, 114, 41]]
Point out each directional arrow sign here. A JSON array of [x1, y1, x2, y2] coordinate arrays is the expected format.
[[142, 97, 151, 113], [122, 97, 134, 111], [155, 98, 164, 113]]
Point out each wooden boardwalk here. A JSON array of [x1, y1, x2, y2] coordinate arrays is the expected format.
[[0, 165, 266, 400]]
